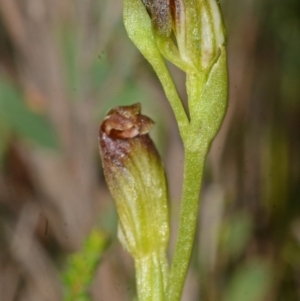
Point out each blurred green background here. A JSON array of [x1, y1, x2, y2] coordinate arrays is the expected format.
[[0, 0, 299, 300]]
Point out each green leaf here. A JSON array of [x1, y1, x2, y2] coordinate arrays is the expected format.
[[0, 118, 12, 165], [61, 28, 80, 99], [91, 52, 109, 88], [224, 259, 272, 301], [0, 78, 57, 148], [62, 230, 107, 301], [222, 212, 253, 260]]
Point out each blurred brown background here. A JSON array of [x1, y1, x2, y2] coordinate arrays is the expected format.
[[0, 0, 299, 300]]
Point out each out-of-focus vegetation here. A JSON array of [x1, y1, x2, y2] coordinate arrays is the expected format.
[[62, 230, 108, 301], [0, 0, 299, 301]]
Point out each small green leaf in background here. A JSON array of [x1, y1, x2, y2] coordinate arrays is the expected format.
[[60, 28, 80, 99], [91, 51, 109, 88], [221, 211, 253, 260], [62, 229, 108, 301], [0, 76, 57, 148], [224, 259, 273, 301], [0, 116, 12, 165]]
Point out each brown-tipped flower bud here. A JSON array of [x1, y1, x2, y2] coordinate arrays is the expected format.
[[99, 103, 169, 259], [141, 0, 225, 72]]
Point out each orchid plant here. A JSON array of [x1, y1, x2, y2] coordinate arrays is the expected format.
[[99, 0, 228, 300]]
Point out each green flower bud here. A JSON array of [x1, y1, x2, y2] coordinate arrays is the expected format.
[[98, 103, 169, 259], [141, 0, 226, 72]]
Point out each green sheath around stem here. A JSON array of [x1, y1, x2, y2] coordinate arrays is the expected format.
[[135, 252, 169, 301]]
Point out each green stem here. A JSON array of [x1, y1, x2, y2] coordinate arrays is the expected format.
[[149, 56, 189, 141], [166, 141, 208, 301], [135, 252, 169, 301]]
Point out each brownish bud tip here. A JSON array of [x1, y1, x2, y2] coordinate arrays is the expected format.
[[101, 103, 154, 139], [142, 0, 172, 36], [99, 103, 158, 173]]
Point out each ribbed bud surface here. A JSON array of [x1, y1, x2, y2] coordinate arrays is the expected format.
[[99, 103, 169, 259]]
